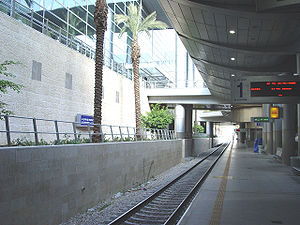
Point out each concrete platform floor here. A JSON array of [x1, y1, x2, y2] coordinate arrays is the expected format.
[[179, 141, 300, 225]]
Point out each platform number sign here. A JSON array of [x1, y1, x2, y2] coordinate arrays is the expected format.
[[230, 76, 300, 103], [231, 78, 249, 103], [237, 82, 243, 97]]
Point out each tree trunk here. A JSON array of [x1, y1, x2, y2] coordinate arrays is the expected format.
[[93, 0, 107, 143], [131, 37, 142, 139]]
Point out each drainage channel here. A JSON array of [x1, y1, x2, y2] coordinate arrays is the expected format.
[[109, 142, 230, 225]]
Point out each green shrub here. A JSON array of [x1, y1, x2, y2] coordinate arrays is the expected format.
[[142, 104, 174, 129]]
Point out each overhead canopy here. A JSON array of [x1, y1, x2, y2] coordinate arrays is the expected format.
[[157, 0, 300, 102]]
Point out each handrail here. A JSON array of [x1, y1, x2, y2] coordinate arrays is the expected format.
[[0, 114, 176, 146]]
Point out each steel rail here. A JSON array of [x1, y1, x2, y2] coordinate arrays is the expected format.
[[108, 142, 229, 225]]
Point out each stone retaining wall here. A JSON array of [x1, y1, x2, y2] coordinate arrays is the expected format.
[[0, 140, 182, 225]]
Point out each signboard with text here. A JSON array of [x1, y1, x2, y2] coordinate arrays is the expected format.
[[251, 117, 270, 122], [231, 76, 300, 104], [75, 114, 94, 127]]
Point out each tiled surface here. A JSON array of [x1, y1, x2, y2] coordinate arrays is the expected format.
[[179, 141, 300, 225]]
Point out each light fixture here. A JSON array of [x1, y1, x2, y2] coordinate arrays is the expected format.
[[230, 57, 236, 61], [231, 74, 235, 77], [229, 30, 236, 34]]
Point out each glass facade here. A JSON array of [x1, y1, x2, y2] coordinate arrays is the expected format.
[[0, 0, 204, 88]]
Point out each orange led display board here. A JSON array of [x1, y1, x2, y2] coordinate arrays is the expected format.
[[250, 81, 300, 97]]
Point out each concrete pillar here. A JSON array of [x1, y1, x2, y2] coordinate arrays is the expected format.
[[184, 104, 193, 139], [262, 104, 268, 147], [273, 116, 282, 155], [266, 104, 273, 154], [296, 53, 300, 156], [298, 104, 300, 156], [206, 121, 214, 147], [175, 105, 185, 139], [206, 121, 213, 137], [240, 122, 246, 144], [282, 104, 297, 165]]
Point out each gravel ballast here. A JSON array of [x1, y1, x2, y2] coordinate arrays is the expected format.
[[60, 156, 205, 225]]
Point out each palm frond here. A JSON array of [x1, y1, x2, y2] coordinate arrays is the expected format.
[[115, 3, 168, 38], [119, 26, 128, 38], [144, 29, 151, 38], [114, 14, 128, 24], [128, 3, 137, 19], [137, 3, 142, 25], [147, 21, 168, 30], [139, 11, 156, 32]]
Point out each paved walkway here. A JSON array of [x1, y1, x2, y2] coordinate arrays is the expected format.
[[179, 141, 300, 225]]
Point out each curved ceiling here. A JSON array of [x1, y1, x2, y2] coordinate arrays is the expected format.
[[157, 0, 300, 101]]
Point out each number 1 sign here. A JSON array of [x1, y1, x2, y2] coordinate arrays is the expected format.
[[231, 77, 249, 103]]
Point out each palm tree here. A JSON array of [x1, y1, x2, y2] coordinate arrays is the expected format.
[[115, 3, 168, 138], [92, 0, 108, 143]]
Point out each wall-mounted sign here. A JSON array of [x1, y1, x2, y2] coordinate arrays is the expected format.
[[251, 117, 270, 122], [75, 114, 94, 127], [270, 106, 280, 119], [251, 81, 300, 97], [231, 76, 300, 103], [235, 128, 246, 132]]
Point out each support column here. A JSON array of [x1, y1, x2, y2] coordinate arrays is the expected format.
[[298, 104, 300, 156], [273, 115, 282, 155], [206, 121, 212, 137], [240, 122, 246, 144], [282, 104, 297, 165], [262, 104, 268, 148], [296, 53, 300, 156], [175, 105, 185, 139], [206, 121, 214, 147], [184, 104, 193, 139], [266, 104, 273, 154]]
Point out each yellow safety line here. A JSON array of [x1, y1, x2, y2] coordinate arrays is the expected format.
[[209, 142, 233, 225]]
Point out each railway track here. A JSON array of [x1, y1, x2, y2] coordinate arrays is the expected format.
[[109, 142, 230, 225]]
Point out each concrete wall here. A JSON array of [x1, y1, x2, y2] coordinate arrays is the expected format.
[[192, 138, 211, 156], [0, 12, 149, 143], [213, 137, 223, 146], [191, 137, 225, 157], [232, 107, 262, 122], [182, 139, 193, 158], [0, 140, 182, 225]]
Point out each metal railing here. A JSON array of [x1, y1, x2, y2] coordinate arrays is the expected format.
[[0, 0, 135, 79], [143, 80, 205, 89], [0, 115, 176, 147]]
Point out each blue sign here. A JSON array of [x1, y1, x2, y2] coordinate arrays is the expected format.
[[76, 114, 94, 127]]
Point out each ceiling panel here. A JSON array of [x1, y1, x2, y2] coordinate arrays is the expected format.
[[202, 9, 215, 25], [158, 0, 300, 101], [195, 22, 209, 39]]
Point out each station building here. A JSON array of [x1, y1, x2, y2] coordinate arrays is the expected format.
[[1, 0, 300, 225], [0, 0, 204, 143]]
